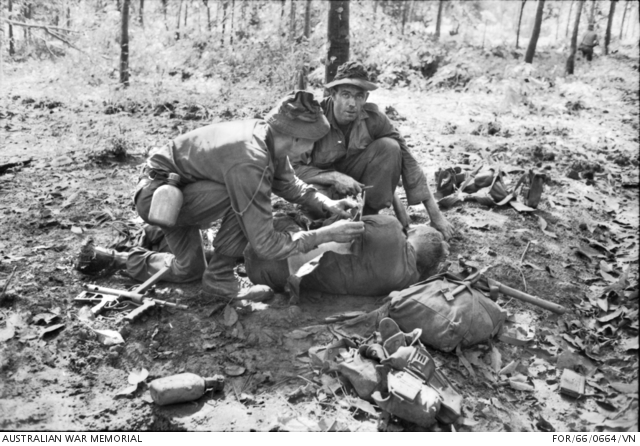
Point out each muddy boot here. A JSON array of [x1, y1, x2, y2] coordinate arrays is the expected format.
[[201, 251, 273, 302], [75, 238, 128, 276]]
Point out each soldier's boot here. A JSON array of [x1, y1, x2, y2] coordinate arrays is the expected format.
[[201, 251, 273, 302], [75, 238, 128, 277]]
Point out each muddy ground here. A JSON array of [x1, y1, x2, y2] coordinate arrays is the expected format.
[[0, 48, 638, 432]]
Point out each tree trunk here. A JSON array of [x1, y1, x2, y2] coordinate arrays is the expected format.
[[120, 0, 130, 87], [304, 0, 311, 38], [566, 0, 584, 74], [524, 0, 545, 63], [25, 3, 32, 42], [175, 0, 183, 40], [204, 0, 211, 31], [565, 0, 574, 37], [604, 0, 616, 55], [556, 1, 562, 41], [162, 0, 168, 30], [435, 0, 444, 41], [230, 0, 235, 45], [8, 0, 14, 56], [619, 0, 629, 39], [401, 0, 408, 35], [325, 0, 350, 87], [184, 0, 188, 28], [221, 1, 228, 47], [290, 0, 296, 40], [516, 0, 527, 49], [139, 0, 144, 27]]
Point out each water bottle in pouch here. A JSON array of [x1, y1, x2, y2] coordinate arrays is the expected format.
[[148, 173, 183, 227]]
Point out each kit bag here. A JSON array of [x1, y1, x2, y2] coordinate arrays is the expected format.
[[388, 274, 507, 352]]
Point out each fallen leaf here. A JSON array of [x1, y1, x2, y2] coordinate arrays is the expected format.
[[128, 368, 149, 385], [202, 341, 217, 350], [40, 323, 65, 338], [224, 365, 246, 376], [619, 337, 638, 351], [596, 417, 638, 430], [93, 329, 124, 345], [32, 313, 60, 325], [288, 329, 312, 339], [509, 379, 535, 392], [490, 346, 502, 373], [223, 305, 238, 327], [0, 325, 16, 342], [70, 226, 84, 235], [499, 360, 519, 376], [350, 398, 378, 417], [115, 385, 138, 398], [537, 216, 548, 231], [609, 381, 638, 394], [597, 308, 623, 323]]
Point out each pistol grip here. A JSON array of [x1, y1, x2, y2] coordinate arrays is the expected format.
[[90, 298, 110, 315], [124, 300, 155, 322]]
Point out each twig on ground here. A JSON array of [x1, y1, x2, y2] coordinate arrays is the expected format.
[[0, 267, 18, 303], [519, 241, 531, 264]]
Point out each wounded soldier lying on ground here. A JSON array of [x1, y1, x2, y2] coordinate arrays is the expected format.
[[244, 214, 449, 300]]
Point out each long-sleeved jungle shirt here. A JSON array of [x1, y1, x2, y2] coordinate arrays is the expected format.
[[293, 97, 430, 205], [146, 119, 329, 260]]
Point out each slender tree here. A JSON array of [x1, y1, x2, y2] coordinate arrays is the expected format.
[[161, 0, 168, 30], [435, 0, 444, 40], [525, 0, 545, 63], [604, 0, 616, 55], [184, 0, 188, 28], [325, 0, 350, 86], [221, 1, 228, 46], [619, 0, 628, 39], [230, 0, 235, 46], [139, 0, 144, 27], [516, 0, 527, 49], [401, 0, 408, 35], [203, 0, 211, 31], [8, 0, 15, 56], [304, 0, 311, 38], [566, 0, 585, 74], [589, 0, 596, 24], [120, 0, 130, 87], [290, 0, 297, 40], [565, 0, 574, 37], [176, 0, 183, 40]]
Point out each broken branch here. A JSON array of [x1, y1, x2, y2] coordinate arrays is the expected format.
[[0, 266, 18, 302], [3, 19, 78, 33]]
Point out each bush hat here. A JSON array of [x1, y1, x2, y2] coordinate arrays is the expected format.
[[325, 61, 378, 91], [265, 91, 330, 140]]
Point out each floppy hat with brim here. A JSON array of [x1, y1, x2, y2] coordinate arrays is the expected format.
[[265, 90, 330, 141], [325, 60, 378, 91]]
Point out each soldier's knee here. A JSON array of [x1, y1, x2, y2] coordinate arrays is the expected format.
[[369, 137, 401, 157]]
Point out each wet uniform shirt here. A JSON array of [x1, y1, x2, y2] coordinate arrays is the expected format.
[[146, 119, 328, 260], [294, 97, 430, 205]]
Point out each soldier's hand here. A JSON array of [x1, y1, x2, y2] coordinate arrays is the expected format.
[[316, 220, 365, 244], [324, 197, 359, 219], [332, 172, 364, 196], [430, 215, 455, 241]]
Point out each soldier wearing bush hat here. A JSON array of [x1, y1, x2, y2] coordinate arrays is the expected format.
[[77, 91, 364, 302], [293, 61, 454, 240]]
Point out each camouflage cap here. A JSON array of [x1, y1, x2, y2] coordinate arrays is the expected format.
[[325, 60, 378, 91], [265, 90, 330, 140]]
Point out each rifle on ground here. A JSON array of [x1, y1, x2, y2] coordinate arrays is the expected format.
[[75, 266, 188, 322], [453, 266, 567, 315]]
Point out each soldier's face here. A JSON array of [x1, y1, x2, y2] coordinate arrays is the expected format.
[[332, 85, 368, 126], [289, 137, 315, 158]]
